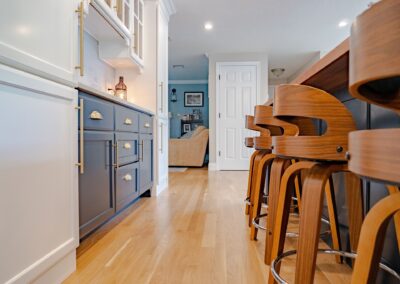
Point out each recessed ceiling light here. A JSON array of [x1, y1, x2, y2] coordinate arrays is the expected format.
[[204, 22, 213, 30], [338, 20, 349, 28]]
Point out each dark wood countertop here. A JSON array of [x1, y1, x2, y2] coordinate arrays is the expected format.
[[291, 38, 349, 93]]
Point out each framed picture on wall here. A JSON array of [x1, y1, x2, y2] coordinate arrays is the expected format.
[[183, 124, 191, 133], [184, 92, 204, 107]]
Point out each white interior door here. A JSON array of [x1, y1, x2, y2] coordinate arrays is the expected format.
[[217, 63, 258, 170]]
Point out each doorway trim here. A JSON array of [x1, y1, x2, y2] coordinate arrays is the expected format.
[[215, 61, 261, 171]]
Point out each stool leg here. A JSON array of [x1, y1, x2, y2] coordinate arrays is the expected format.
[[245, 150, 260, 215], [345, 172, 364, 253], [325, 176, 342, 263], [295, 164, 335, 284], [386, 185, 400, 253], [250, 154, 275, 240], [248, 152, 267, 227], [352, 192, 400, 284], [265, 158, 291, 264], [268, 161, 318, 284]]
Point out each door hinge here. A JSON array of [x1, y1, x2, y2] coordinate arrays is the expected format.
[[218, 151, 221, 157], [218, 113, 221, 118], [218, 74, 221, 80]]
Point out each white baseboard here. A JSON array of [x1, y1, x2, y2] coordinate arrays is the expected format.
[[208, 163, 218, 171], [156, 175, 168, 196], [32, 250, 76, 284]]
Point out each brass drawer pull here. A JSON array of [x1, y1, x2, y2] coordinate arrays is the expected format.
[[123, 142, 131, 149], [144, 122, 150, 128], [123, 174, 132, 181], [124, 118, 133, 125], [76, 98, 84, 174], [90, 110, 103, 120]]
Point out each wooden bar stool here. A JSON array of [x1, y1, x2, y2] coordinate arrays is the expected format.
[[249, 105, 290, 243], [244, 114, 272, 220], [251, 104, 342, 266], [268, 84, 364, 284], [347, 1, 400, 282]]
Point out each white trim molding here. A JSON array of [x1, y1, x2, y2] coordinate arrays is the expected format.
[[159, 0, 176, 18], [208, 163, 217, 171], [169, 80, 208, 85]]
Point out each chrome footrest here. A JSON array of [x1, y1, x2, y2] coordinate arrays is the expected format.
[[271, 249, 400, 284], [252, 213, 331, 238]]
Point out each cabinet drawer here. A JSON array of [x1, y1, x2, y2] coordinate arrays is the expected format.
[[116, 163, 139, 211], [140, 114, 153, 133], [115, 105, 139, 132], [116, 133, 139, 166], [79, 93, 114, 131]]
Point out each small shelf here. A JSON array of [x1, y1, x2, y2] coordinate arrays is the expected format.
[[84, 0, 144, 69]]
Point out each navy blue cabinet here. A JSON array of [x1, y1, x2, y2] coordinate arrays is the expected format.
[[139, 134, 153, 194], [78, 90, 153, 238], [79, 131, 115, 238]]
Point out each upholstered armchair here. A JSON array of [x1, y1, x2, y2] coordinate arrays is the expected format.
[[169, 127, 209, 167]]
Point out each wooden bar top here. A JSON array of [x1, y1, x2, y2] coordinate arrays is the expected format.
[[291, 39, 349, 93]]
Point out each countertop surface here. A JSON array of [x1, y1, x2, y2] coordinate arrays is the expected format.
[[77, 83, 155, 116]]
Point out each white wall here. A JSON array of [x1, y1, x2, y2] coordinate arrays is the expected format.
[[208, 52, 269, 165], [117, 1, 158, 113], [78, 32, 116, 92]]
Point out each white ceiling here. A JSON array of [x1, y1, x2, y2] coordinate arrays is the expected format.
[[168, 0, 372, 81]]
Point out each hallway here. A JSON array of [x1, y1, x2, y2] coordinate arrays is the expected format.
[[65, 168, 352, 283]]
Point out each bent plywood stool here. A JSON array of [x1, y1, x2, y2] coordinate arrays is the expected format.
[[251, 104, 341, 266], [249, 105, 288, 243], [347, 1, 400, 282], [268, 84, 364, 284], [244, 114, 272, 218]]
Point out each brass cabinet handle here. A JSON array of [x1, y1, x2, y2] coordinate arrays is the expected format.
[[123, 174, 132, 181], [124, 118, 132, 125], [90, 110, 103, 120], [144, 122, 150, 128], [114, 141, 119, 169], [76, 99, 84, 174], [159, 82, 164, 112], [123, 142, 131, 149], [75, 1, 84, 76], [159, 123, 163, 154], [140, 141, 144, 162]]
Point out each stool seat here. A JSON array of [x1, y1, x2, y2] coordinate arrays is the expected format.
[[349, 0, 400, 112], [348, 129, 400, 184], [244, 137, 254, 148], [253, 136, 272, 150]]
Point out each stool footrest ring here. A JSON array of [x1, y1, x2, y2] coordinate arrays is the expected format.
[[252, 214, 331, 238], [271, 249, 400, 284]]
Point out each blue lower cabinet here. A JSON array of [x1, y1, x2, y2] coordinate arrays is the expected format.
[[79, 131, 115, 239], [115, 163, 139, 211], [139, 134, 153, 194], [78, 91, 153, 238]]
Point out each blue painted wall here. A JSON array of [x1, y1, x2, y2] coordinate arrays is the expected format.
[[168, 83, 209, 138]]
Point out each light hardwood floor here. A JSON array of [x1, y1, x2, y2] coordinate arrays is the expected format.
[[64, 168, 352, 284]]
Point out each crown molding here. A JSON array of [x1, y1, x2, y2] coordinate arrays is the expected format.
[[159, 0, 176, 18]]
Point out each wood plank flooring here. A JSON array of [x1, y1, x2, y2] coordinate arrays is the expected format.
[[64, 168, 352, 284]]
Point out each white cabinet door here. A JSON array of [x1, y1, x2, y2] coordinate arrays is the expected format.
[[157, 5, 169, 119], [0, 0, 78, 85], [0, 64, 79, 283]]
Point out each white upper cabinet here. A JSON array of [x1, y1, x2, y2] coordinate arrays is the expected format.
[[0, 0, 78, 85], [132, 0, 144, 64], [86, 0, 144, 69]]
